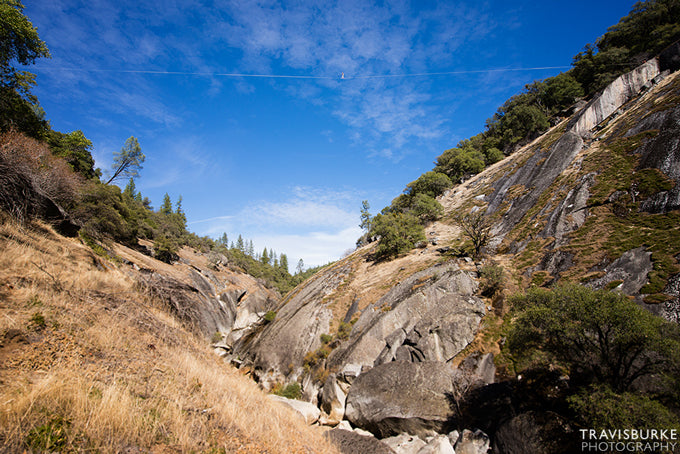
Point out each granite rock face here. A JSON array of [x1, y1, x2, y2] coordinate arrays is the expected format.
[[568, 58, 661, 137], [484, 131, 584, 241], [345, 361, 458, 438], [234, 262, 353, 388], [633, 105, 680, 214], [328, 265, 485, 371]]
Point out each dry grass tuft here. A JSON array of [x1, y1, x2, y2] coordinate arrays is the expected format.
[[0, 218, 338, 453]]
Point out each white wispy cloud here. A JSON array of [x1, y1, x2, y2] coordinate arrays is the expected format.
[[190, 185, 363, 266], [201, 0, 499, 159], [249, 225, 363, 269], [31, 0, 507, 160], [239, 186, 357, 229]]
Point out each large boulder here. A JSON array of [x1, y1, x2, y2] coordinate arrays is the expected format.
[[267, 395, 320, 425], [345, 361, 458, 438], [420, 435, 456, 454], [455, 429, 490, 454], [325, 429, 396, 454], [381, 434, 427, 454], [137, 271, 236, 338], [493, 411, 577, 454]]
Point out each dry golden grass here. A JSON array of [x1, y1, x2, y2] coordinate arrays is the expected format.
[[0, 216, 338, 453]]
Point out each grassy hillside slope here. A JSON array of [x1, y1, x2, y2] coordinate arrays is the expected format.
[[0, 215, 338, 453]]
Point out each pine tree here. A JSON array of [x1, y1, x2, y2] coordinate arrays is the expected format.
[[296, 259, 304, 275], [280, 254, 289, 273], [175, 195, 187, 229], [123, 177, 136, 199], [261, 248, 269, 265], [160, 193, 172, 215], [106, 136, 145, 185], [236, 235, 244, 252], [359, 200, 372, 232]]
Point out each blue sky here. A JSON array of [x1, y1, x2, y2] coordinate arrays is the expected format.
[[23, 0, 636, 269]]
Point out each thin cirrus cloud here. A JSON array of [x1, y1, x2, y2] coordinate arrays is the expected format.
[[30, 0, 504, 160], [204, 0, 499, 159], [188, 186, 363, 267], [239, 186, 358, 230]]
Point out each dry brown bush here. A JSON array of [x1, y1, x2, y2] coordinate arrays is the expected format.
[[0, 130, 82, 221]]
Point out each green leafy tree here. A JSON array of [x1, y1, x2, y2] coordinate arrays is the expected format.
[[371, 212, 426, 260], [498, 104, 549, 147], [568, 387, 680, 430], [542, 72, 584, 112], [105, 136, 145, 185], [572, 0, 680, 94], [506, 283, 680, 393], [0, 0, 50, 136], [405, 171, 453, 198], [279, 253, 289, 273], [435, 147, 485, 182], [47, 130, 97, 179], [410, 193, 443, 223]]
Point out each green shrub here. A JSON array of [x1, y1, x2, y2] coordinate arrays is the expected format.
[[435, 147, 485, 182], [29, 312, 46, 330], [479, 264, 504, 297], [405, 171, 453, 198], [272, 382, 302, 400], [568, 387, 680, 430], [410, 193, 443, 223], [26, 415, 71, 452], [263, 310, 276, 323], [320, 333, 333, 344], [337, 322, 352, 340], [153, 236, 179, 263]]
